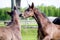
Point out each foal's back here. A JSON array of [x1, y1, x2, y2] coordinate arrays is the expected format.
[[0, 27, 13, 40], [0, 27, 20, 40]]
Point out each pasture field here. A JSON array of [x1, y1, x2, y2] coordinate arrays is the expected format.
[[22, 28, 37, 40], [0, 21, 37, 40]]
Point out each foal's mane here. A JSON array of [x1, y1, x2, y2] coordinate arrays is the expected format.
[[35, 8, 51, 23], [37, 8, 49, 19], [42, 12, 51, 23]]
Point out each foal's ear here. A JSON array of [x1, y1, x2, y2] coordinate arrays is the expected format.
[[14, 6, 17, 10], [29, 5, 31, 8], [31, 2, 34, 9]]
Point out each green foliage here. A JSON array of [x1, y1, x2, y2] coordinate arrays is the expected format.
[[37, 6, 60, 17], [0, 6, 60, 20], [0, 8, 11, 20]]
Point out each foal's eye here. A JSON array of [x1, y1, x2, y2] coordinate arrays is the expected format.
[[25, 10, 29, 12]]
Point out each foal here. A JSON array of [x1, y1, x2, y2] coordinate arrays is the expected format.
[[20, 3, 45, 40], [20, 3, 60, 40], [0, 7, 21, 40]]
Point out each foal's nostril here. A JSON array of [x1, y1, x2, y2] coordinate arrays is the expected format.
[[19, 14, 22, 17]]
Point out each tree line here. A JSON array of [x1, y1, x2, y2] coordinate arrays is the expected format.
[[0, 6, 60, 20], [37, 6, 60, 17]]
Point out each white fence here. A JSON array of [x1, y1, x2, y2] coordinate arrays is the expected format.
[[0, 17, 57, 28], [20, 17, 57, 28]]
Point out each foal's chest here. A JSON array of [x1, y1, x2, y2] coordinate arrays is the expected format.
[[45, 25, 58, 35], [45, 24, 60, 39]]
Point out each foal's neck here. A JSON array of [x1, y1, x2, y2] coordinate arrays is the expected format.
[[33, 9, 51, 38], [13, 13, 20, 25], [33, 10, 46, 39], [8, 10, 20, 31], [34, 10, 51, 28]]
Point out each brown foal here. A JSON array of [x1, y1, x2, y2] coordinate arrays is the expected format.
[[20, 3, 60, 40], [0, 6, 21, 40]]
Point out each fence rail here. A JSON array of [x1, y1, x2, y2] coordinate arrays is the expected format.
[[0, 17, 57, 28]]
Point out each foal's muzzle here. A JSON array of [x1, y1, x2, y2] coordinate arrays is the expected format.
[[19, 14, 23, 17]]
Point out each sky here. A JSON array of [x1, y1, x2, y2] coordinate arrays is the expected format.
[[0, 0, 60, 8]]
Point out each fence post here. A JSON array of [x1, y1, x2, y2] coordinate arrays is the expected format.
[[11, 0, 21, 10], [16, 0, 21, 9], [11, 0, 14, 11]]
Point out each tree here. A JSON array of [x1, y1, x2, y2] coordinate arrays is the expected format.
[[44, 7, 48, 16]]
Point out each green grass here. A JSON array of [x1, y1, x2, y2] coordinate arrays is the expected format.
[[22, 28, 37, 40], [0, 21, 6, 27], [0, 22, 37, 40]]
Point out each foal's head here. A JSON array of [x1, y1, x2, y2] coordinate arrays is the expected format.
[[6, 6, 20, 26], [7, 6, 20, 19], [20, 3, 37, 18]]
